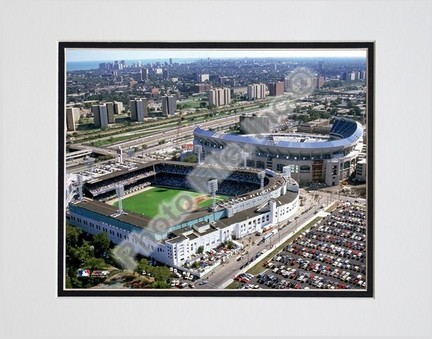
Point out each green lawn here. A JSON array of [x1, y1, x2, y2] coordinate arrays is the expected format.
[[114, 187, 227, 218]]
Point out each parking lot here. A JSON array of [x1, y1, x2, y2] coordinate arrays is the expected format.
[[234, 201, 367, 290]]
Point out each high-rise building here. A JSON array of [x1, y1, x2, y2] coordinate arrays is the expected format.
[[208, 88, 231, 107], [359, 70, 366, 80], [196, 73, 210, 82], [141, 68, 149, 81], [161, 95, 176, 116], [247, 83, 266, 100], [208, 89, 217, 107], [284, 77, 291, 92], [163, 69, 170, 80], [130, 99, 148, 122], [224, 88, 231, 105], [208, 88, 225, 106], [311, 76, 325, 89], [113, 101, 123, 114], [342, 71, 356, 81], [247, 85, 255, 101], [92, 104, 109, 128], [66, 107, 81, 131], [105, 102, 116, 124], [268, 81, 284, 96]]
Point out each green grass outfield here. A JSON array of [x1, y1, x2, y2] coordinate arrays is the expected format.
[[114, 187, 228, 218]]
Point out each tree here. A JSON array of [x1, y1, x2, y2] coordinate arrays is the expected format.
[[66, 225, 81, 249], [92, 232, 111, 258], [226, 240, 235, 250], [197, 246, 204, 254], [352, 106, 362, 116], [183, 154, 197, 163], [84, 257, 106, 274], [152, 266, 172, 282], [135, 258, 151, 275]]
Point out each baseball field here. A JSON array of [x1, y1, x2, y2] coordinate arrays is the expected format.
[[113, 186, 228, 218]]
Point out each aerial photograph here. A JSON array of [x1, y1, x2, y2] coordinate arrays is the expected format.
[[61, 44, 372, 295]]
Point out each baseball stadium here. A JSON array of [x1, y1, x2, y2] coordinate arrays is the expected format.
[[67, 160, 300, 271], [193, 117, 364, 186]]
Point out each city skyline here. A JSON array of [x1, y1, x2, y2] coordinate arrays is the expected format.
[[67, 49, 367, 62]]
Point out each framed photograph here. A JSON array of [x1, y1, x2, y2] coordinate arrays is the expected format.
[[59, 42, 374, 297]]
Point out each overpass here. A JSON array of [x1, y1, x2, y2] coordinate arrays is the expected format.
[[68, 144, 117, 157]]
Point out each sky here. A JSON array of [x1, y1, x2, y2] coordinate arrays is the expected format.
[[66, 49, 367, 62]]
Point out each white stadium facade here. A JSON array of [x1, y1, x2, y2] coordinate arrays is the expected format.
[[193, 117, 364, 187], [67, 161, 300, 275]]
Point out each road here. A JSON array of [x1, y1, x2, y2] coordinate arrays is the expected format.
[[106, 114, 240, 150]]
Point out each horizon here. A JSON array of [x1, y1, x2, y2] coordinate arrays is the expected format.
[[67, 55, 367, 64], [67, 49, 367, 63]]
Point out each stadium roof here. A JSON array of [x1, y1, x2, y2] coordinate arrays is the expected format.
[[73, 199, 153, 229], [215, 190, 298, 229], [86, 160, 264, 186], [194, 118, 363, 155]]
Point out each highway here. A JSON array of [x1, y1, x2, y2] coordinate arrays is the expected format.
[[106, 114, 240, 150]]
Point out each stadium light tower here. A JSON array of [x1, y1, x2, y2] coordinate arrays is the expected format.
[[77, 174, 84, 201], [127, 147, 134, 160], [116, 183, 125, 215], [194, 144, 203, 165], [206, 179, 218, 212], [85, 156, 95, 179], [117, 146, 123, 164], [258, 170, 266, 192], [241, 151, 248, 168]]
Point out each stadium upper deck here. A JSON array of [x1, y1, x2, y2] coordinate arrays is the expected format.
[[194, 117, 363, 157], [193, 118, 364, 186]]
